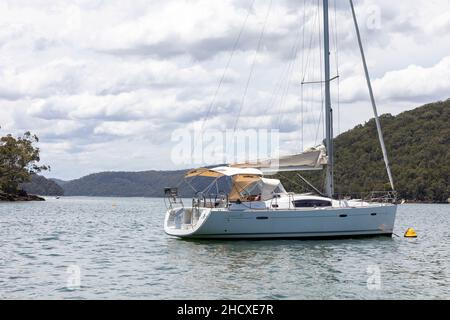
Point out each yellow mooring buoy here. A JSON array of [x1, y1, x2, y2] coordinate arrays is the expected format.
[[404, 228, 417, 238]]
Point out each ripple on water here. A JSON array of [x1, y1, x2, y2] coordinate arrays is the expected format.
[[1, 200, 449, 299], [39, 236, 60, 241]]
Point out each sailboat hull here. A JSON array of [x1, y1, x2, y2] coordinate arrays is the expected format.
[[164, 204, 397, 239]]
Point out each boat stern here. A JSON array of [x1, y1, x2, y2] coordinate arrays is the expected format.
[[164, 207, 212, 237]]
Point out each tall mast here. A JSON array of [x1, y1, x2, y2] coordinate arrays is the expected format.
[[349, 0, 395, 191], [323, 0, 334, 197]]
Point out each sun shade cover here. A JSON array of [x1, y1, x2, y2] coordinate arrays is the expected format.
[[185, 167, 285, 201]]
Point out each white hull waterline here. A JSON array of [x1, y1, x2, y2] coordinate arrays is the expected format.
[[164, 196, 397, 239]]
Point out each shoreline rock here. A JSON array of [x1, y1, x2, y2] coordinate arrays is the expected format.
[[0, 192, 45, 202]]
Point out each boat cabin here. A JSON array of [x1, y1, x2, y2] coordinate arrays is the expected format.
[[183, 166, 338, 210]]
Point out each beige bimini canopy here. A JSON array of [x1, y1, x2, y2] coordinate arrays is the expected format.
[[228, 174, 262, 201], [185, 166, 285, 202], [231, 145, 328, 173], [185, 166, 263, 178]]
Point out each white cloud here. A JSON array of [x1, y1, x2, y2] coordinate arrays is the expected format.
[[376, 57, 450, 102], [0, 0, 449, 179], [93, 121, 152, 137], [339, 56, 450, 103]]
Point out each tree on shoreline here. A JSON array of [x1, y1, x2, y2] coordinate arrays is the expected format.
[[0, 131, 49, 194]]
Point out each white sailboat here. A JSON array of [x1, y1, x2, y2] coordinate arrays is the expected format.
[[164, 0, 398, 239]]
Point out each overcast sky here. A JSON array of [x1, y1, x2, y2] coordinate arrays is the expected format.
[[1, 0, 449, 180]]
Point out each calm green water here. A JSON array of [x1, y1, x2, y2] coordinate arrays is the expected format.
[[0, 197, 449, 300]]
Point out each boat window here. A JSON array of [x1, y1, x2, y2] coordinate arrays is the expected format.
[[273, 185, 285, 194], [292, 199, 332, 208]]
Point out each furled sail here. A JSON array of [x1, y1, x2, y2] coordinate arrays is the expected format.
[[230, 145, 328, 173]]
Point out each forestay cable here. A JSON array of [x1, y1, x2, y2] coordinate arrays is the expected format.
[[234, 0, 273, 132], [201, 0, 257, 131]]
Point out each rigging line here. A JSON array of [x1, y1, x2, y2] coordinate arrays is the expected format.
[[337, 75, 341, 135], [276, 58, 295, 130], [328, 0, 339, 135], [268, 27, 301, 124], [329, 0, 337, 63], [300, 0, 307, 152], [296, 173, 326, 196], [311, 82, 321, 143], [301, 0, 307, 79], [273, 46, 296, 129], [201, 0, 257, 131], [302, 1, 319, 84], [333, 0, 341, 136], [278, 173, 319, 194], [333, 0, 339, 75], [350, 0, 395, 191], [318, 0, 325, 143], [263, 12, 296, 132], [278, 173, 304, 191], [316, 51, 325, 146], [313, 0, 324, 146], [268, 63, 288, 115], [277, 16, 303, 130], [303, 1, 320, 141], [300, 83, 304, 151], [234, 0, 273, 132], [314, 104, 324, 145], [279, 45, 300, 114], [304, 1, 321, 145], [267, 61, 290, 121], [303, 0, 324, 147]]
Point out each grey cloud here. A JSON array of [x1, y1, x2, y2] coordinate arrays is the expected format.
[[33, 37, 60, 51], [100, 30, 294, 62], [1, 0, 449, 179], [29, 103, 70, 121], [96, 1, 403, 64], [0, 88, 23, 101]]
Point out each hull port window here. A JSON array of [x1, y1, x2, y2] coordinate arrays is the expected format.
[[292, 200, 332, 208]]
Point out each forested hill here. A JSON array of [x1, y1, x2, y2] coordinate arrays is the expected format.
[[281, 99, 450, 202], [336, 99, 449, 202], [22, 175, 64, 196], [48, 99, 449, 202], [59, 170, 192, 197]]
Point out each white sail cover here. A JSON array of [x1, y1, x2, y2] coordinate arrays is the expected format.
[[231, 145, 328, 173]]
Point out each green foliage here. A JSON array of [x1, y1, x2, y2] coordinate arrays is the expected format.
[[278, 99, 450, 202], [0, 132, 49, 194]]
